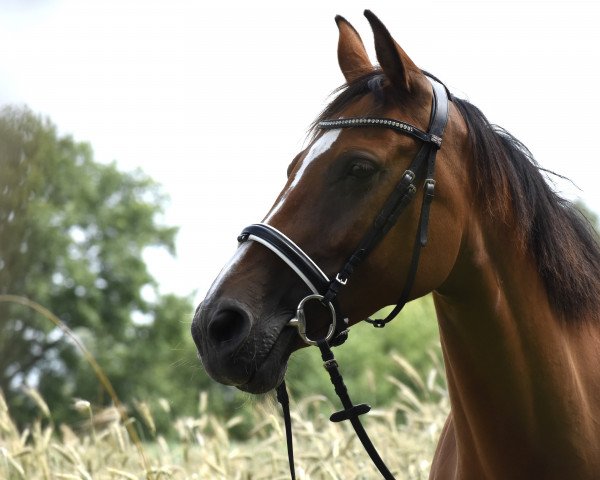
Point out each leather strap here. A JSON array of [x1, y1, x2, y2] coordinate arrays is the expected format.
[[276, 381, 296, 480], [238, 223, 331, 295], [276, 342, 396, 479], [319, 117, 441, 147], [317, 340, 395, 479]]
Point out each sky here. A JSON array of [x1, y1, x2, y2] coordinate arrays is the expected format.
[[1, 0, 599, 303]]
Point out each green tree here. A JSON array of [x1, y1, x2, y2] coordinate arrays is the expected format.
[[0, 106, 204, 425]]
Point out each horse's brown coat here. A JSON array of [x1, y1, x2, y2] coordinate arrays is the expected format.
[[192, 11, 600, 479]]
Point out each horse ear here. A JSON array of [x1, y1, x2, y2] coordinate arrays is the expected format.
[[335, 15, 372, 83], [364, 10, 420, 94]]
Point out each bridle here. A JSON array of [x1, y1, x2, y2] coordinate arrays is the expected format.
[[237, 75, 449, 479], [238, 75, 448, 479]]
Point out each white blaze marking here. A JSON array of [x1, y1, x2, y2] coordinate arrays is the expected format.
[[209, 130, 342, 291], [290, 129, 342, 188], [264, 129, 341, 223]]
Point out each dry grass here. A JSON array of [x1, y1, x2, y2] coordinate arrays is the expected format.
[[0, 295, 449, 479], [0, 357, 449, 480]]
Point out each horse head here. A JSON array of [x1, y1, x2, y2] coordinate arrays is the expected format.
[[190, 9, 600, 479], [191, 11, 469, 394]]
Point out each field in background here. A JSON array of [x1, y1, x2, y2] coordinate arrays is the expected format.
[[0, 352, 449, 480]]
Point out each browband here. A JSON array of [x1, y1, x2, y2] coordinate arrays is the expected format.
[[319, 117, 442, 147]]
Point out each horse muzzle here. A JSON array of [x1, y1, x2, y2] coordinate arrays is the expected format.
[[192, 296, 297, 393], [191, 299, 254, 386]]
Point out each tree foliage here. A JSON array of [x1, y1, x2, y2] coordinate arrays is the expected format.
[[0, 106, 204, 425]]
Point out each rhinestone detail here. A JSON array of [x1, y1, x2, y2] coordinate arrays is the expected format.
[[318, 117, 441, 146]]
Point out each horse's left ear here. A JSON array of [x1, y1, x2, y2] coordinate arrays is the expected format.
[[364, 10, 421, 94], [336, 15, 372, 83]]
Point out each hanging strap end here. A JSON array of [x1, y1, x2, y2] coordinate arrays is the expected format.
[[330, 403, 371, 423]]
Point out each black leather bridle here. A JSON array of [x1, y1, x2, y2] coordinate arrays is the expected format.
[[237, 76, 449, 479]]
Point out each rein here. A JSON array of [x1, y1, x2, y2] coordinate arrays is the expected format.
[[237, 77, 449, 479]]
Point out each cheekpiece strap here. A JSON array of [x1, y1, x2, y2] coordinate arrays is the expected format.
[[320, 78, 450, 329]]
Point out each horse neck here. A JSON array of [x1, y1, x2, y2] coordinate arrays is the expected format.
[[432, 214, 600, 478]]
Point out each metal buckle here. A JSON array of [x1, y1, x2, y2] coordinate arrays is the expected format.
[[402, 170, 416, 184], [424, 179, 436, 198], [287, 294, 337, 346]]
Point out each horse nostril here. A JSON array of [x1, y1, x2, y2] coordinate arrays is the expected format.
[[208, 308, 249, 346]]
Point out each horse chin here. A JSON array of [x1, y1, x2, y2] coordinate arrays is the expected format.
[[237, 325, 295, 394], [237, 359, 288, 394]]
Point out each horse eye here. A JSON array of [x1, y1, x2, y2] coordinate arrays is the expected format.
[[348, 161, 377, 179]]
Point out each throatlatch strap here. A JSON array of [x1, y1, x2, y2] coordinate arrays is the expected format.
[[365, 149, 438, 328], [345, 78, 448, 328]]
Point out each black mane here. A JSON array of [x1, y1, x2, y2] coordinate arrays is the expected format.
[[313, 71, 600, 318]]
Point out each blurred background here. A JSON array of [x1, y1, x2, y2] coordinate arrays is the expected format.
[[1, 0, 599, 476]]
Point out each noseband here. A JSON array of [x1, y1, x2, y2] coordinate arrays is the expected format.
[[237, 76, 449, 479]]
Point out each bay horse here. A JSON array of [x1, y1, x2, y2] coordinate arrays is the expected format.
[[191, 11, 600, 479]]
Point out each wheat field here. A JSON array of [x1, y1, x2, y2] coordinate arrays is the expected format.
[[0, 353, 449, 480]]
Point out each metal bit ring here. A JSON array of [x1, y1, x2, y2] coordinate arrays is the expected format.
[[288, 294, 337, 346]]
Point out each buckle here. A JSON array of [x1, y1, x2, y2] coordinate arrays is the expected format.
[[323, 359, 338, 369], [424, 179, 436, 198], [402, 170, 416, 184]]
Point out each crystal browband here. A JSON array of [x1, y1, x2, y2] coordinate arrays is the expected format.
[[318, 117, 442, 147]]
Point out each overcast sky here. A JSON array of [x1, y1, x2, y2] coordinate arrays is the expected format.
[[1, 0, 599, 303]]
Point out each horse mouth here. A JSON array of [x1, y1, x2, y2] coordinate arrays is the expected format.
[[237, 322, 298, 394]]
